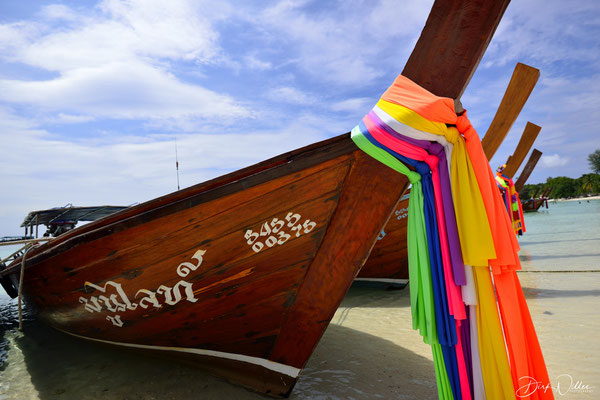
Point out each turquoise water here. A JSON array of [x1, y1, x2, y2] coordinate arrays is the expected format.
[[518, 199, 600, 271]]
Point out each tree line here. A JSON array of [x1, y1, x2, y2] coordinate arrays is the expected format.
[[519, 149, 600, 199], [520, 174, 600, 200]]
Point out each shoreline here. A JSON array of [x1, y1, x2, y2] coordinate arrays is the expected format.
[[551, 195, 600, 202]]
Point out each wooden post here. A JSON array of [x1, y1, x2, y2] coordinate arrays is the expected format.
[[402, 0, 511, 98], [515, 149, 543, 192], [503, 122, 542, 178], [481, 63, 540, 159]]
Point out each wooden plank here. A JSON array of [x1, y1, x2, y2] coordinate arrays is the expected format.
[[481, 63, 540, 159], [503, 122, 542, 178], [403, 0, 511, 98], [515, 149, 543, 191]]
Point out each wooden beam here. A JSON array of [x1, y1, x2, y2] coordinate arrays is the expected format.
[[503, 122, 542, 178], [481, 63, 540, 159], [402, 0, 511, 98], [515, 149, 543, 191]]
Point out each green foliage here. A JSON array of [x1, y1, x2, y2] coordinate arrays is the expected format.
[[588, 149, 600, 174], [546, 176, 577, 198], [521, 173, 600, 199], [578, 173, 600, 194]]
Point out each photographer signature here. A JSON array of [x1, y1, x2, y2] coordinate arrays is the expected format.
[[516, 374, 593, 397]]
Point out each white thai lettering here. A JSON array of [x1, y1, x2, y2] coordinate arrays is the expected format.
[[106, 315, 124, 327], [176, 249, 206, 278], [245, 212, 318, 253], [157, 281, 198, 305], [78, 249, 206, 327], [135, 289, 162, 309]]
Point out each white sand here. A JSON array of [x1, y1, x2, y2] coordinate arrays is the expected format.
[[553, 195, 600, 202]]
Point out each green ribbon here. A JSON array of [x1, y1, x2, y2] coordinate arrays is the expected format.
[[351, 127, 453, 398]]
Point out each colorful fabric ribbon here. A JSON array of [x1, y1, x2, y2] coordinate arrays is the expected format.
[[496, 165, 526, 236], [351, 74, 553, 400]]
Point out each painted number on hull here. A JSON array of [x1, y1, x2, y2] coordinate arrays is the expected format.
[[78, 249, 206, 328], [395, 208, 408, 220], [244, 212, 317, 253]]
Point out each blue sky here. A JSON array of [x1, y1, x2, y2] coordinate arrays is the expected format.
[[0, 0, 599, 235]]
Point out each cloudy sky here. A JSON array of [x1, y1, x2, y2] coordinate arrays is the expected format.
[[0, 0, 598, 235]]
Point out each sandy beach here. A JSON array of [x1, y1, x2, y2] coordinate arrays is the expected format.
[[1, 273, 598, 400], [553, 195, 600, 202]]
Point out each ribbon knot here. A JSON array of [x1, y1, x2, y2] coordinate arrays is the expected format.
[[445, 126, 460, 144], [408, 171, 422, 184], [456, 112, 475, 137]]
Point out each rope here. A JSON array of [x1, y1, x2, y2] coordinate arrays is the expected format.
[[0, 237, 52, 247], [18, 244, 35, 331]]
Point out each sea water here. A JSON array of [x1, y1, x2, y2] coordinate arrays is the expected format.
[[1, 201, 599, 399], [518, 199, 600, 271]]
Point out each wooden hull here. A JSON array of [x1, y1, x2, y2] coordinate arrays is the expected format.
[[522, 197, 548, 212], [356, 195, 410, 283], [6, 134, 407, 397]]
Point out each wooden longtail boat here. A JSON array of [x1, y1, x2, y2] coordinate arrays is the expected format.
[[522, 185, 551, 212], [515, 149, 550, 212], [0, 0, 511, 397], [358, 63, 540, 284]]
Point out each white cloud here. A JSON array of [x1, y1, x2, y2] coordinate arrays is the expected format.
[[330, 97, 374, 113], [2, 2, 223, 71], [39, 4, 79, 21], [0, 61, 252, 126], [0, 1, 250, 128], [252, 0, 432, 86], [243, 55, 272, 71], [540, 154, 569, 168], [51, 114, 96, 124], [485, 0, 600, 66], [267, 86, 318, 105]]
